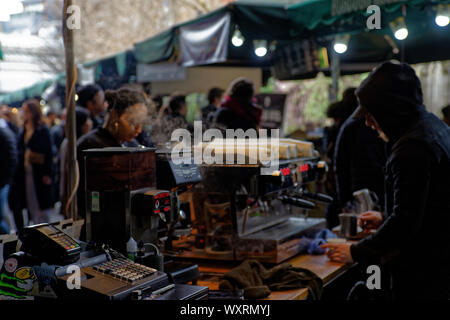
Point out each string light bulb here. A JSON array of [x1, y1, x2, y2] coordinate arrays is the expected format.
[[231, 28, 244, 47], [435, 4, 450, 27], [390, 17, 408, 40], [333, 34, 350, 54], [254, 40, 268, 57]]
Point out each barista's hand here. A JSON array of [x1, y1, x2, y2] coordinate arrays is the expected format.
[[359, 211, 383, 230], [321, 243, 353, 264]]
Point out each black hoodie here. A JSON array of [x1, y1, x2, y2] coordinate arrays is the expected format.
[[352, 62, 450, 300]]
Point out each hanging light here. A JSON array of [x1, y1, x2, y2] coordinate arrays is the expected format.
[[333, 34, 350, 54], [435, 4, 450, 27], [390, 17, 408, 40], [254, 40, 268, 57], [231, 28, 244, 47]]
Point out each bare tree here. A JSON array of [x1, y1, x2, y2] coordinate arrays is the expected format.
[[71, 0, 228, 63]]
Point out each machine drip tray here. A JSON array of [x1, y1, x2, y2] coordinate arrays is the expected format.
[[241, 217, 326, 241], [236, 217, 327, 263]]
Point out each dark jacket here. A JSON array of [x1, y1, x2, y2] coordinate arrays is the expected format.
[[0, 121, 18, 189], [213, 96, 262, 131], [351, 109, 450, 299], [333, 114, 386, 209], [201, 104, 217, 127], [90, 114, 104, 130], [51, 122, 65, 151], [6, 121, 20, 139], [135, 130, 155, 148], [12, 124, 54, 210], [214, 108, 256, 131]]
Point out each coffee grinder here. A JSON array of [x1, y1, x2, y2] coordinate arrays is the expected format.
[[83, 147, 171, 256]]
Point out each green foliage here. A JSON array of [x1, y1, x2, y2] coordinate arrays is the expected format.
[[186, 92, 207, 123], [272, 72, 369, 135], [260, 77, 276, 94]]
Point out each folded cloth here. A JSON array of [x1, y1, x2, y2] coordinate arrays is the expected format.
[[219, 260, 323, 300], [307, 238, 327, 255], [297, 228, 338, 255]]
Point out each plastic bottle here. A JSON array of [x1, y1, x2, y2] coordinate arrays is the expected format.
[[126, 237, 138, 261]]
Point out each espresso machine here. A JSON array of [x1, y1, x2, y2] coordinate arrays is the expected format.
[[167, 140, 333, 264]]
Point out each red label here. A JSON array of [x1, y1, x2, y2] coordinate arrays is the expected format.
[[299, 164, 309, 173]]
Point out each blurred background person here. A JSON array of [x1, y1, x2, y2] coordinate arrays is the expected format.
[[0, 117, 18, 234], [151, 93, 191, 147], [1, 105, 21, 139], [10, 99, 55, 227], [44, 109, 59, 128], [201, 87, 224, 128], [322, 88, 358, 228], [213, 77, 262, 131], [60, 107, 93, 218], [442, 104, 450, 126], [51, 108, 67, 152], [153, 94, 169, 123], [49, 108, 67, 208], [152, 94, 164, 118], [77, 84, 107, 129], [168, 94, 192, 131], [332, 89, 386, 228]]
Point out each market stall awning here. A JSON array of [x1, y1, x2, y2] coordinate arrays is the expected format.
[[287, 0, 447, 33], [134, 29, 177, 65], [0, 78, 54, 106], [133, 0, 450, 78], [286, 0, 450, 64], [133, 2, 294, 66], [83, 50, 137, 89], [2, 0, 449, 104]]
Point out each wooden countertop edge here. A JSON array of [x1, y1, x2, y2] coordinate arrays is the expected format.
[[198, 254, 351, 300]]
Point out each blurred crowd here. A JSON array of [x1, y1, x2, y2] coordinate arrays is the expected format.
[[0, 77, 260, 233], [0, 74, 449, 234]]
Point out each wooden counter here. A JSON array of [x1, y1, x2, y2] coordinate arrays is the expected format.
[[196, 253, 351, 300]]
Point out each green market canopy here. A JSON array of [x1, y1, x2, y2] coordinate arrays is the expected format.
[[134, 0, 450, 78], [2, 0, 449, 104]]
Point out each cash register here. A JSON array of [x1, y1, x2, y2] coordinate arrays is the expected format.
[[0, 223, 208, 300]]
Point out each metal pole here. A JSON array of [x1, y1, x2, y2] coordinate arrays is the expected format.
[[63, 0, 78, 220], [330, 50, 340, 102]]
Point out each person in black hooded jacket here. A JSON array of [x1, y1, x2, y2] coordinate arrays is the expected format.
[[322, 61, 450, 300], [333, 90, 386, 215]]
